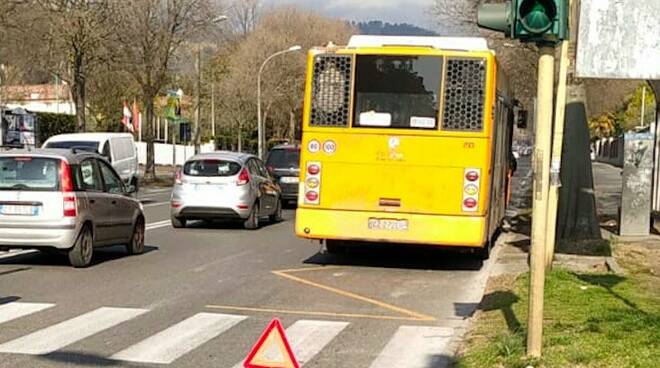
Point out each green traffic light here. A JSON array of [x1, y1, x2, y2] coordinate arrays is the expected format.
[[519, 0, 557, 34]]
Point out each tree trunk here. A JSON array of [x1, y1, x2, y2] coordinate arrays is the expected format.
[[289, 110, 295, 142], [143, 93, 156, 181], [72, 53, 86, 132]]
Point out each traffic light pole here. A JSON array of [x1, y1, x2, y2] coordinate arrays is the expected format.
[[545, 41, 570, 268], [527, 45, 555, 357]]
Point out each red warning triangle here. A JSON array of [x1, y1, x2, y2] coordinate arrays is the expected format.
[[244, 318, 299, 368]]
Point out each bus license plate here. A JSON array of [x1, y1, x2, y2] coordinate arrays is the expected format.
[[368, 218, 408, 231], [0, 205, 39, 216]]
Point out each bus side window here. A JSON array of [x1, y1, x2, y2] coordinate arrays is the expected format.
[[102, 142, 112, 162]]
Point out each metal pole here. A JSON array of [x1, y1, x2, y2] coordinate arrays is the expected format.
[[0, 68, 3, 149], [545, 41, 570, 268], [257, 46, 302, 159], [641, 85, 647, 127], [527, 45, 555, 358], [211, 69, 215, 140], [194, 45, 201, 154]]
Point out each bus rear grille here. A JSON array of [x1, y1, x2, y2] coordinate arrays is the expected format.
[[442, 58, 486, 132], [310, 55, 352, 127]]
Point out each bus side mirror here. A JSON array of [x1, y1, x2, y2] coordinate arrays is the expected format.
[[516, 110, 528, 129]]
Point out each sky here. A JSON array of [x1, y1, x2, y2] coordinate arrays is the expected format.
[[263, 0, 436, 28]]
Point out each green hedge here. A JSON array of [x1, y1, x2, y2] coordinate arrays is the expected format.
[[36, 112, 76, 143]]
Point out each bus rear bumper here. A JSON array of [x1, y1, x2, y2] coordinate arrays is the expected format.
[[295, 208, 487, 247]]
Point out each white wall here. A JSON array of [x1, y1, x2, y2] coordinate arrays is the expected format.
[[136, 141, 216, 166], [6, 101, 75, 115]]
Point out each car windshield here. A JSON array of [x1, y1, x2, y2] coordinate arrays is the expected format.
[[353, 55, 442, 129], [0, 157, 60, 191], [45, 141, 99, 152], [266, 149, 300, 169], [183, 159, 242, 177]]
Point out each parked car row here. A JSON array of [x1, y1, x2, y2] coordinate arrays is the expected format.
[[0, 132, 301, 267]]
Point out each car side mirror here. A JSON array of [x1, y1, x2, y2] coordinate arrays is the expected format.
[[125, 184, 137, 195], [516, 109, 528, 129]]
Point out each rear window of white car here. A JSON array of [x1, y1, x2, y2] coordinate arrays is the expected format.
[[0, 157, 60, 191], [184, 160, 241, 177], [45, 141, 99, 152]]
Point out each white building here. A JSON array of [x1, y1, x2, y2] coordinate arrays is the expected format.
[[2, 84, 75, 115]]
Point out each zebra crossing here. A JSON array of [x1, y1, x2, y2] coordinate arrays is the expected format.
[[0, 301, 454, 367]]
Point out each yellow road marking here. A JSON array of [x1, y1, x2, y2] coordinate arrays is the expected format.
[[272, 265, 343, 273], [271, 269, 436, 322], [204, 305, 426, 322]]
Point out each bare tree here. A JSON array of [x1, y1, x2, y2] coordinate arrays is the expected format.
[[228, 0, 260, 37], [6, 0, 115, 132], [116, 0, 222, 180], [219, 7, 355, 149]]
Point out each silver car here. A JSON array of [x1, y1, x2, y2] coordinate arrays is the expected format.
[[0, 149, 145, 267], [170, 152, 282, 229]]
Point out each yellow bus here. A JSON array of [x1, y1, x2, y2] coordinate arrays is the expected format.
[[295, 36, 518, 258]]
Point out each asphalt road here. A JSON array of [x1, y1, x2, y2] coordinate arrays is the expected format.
[[0, 187, 501, 368]]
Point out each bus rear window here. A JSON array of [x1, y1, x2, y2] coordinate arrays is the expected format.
[[0, 157, 60, 191], [183, 160, 241, 177], [353, 55, 442, 130]]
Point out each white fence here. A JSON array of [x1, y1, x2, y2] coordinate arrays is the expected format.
[[136, 141, 216, 166]]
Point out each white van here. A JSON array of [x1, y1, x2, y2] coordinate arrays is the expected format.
[[43, 133, 140, 190]]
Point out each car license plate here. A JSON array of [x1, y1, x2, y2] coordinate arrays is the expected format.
[[280, 176, 299, 184], [368, 218, 408, 231], [0, 205, 39, 216]]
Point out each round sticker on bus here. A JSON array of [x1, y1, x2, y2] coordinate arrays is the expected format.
[[308, 139, 321, 153], [323, 140, 337, 154]]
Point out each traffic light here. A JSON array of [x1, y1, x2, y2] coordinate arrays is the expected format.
[[477, 0, 569, 44]]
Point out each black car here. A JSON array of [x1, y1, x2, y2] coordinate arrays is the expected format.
[[266, 144, 300, 203]]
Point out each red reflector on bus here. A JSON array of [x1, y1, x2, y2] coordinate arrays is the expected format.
[[305, 191, 319, 202], [463, 198, 477, 208], [307, 164, 320, 175], [465, 171, 479, 181]]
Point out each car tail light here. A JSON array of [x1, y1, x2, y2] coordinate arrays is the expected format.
[[304, 162, 321, 204], [236, 168, 250, 186], [174, 168, 183, 185], [60, 160, 77, 217], [462, 168, 480, 212], [171, 201, 181, 208]]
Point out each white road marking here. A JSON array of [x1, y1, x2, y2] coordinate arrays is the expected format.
[[368, 326, 454, 368], [146, 220, 171, 231], [0, 302, 55, 325], [0, 307, 148, 355], [233, 319, 349, 367], [110, 312, 246, 364], [0, 250, 38, 260]]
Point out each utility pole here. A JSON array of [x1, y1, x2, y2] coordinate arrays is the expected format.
[[193, 45, 201, 154], [641, 85, 647, 127], [528, 46, 555, 357], [545, 40, 570, 268], [211, 69, 216, 141]]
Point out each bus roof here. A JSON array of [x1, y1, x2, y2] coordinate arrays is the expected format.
[[346, 35, 491, 52]]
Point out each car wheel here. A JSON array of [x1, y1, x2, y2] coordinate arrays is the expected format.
[[244, 202, 260, 230], [68, 225, 94, 268], [126, 217, 145, 255], [171, 216, 186, 228], [269, 198, 283, 223]]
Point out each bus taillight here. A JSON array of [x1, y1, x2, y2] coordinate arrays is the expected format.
[[305, 162, 321, 205], [463, 168, 481, 212]]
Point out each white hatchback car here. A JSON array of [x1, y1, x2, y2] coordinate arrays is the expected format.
[[170, 152, 282, 229]]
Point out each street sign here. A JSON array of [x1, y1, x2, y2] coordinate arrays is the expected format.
[[576, 0, 660, 79], [243, 318, 299, 368]]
